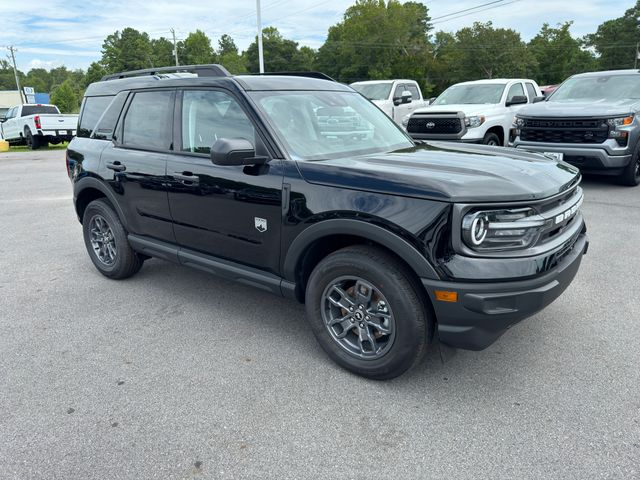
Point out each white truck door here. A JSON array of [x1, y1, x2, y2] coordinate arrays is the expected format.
[[392, 83, 414, 123], [3, 107, 20, 140]]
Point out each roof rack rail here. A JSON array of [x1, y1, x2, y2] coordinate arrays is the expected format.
[[258, 71, 336, 82], [101, 64, 231, 81]]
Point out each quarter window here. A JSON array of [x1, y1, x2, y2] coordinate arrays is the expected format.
[[181, 90, 254, 154], [78, 96, 115, 138], [122, 90, 174, 150], [525, 83, 537, 102]]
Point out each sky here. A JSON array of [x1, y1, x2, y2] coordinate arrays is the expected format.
[[0, 0, 635, 72]]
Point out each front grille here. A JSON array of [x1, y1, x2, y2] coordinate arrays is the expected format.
[[408, 116, 462, 135], [520, 117, 609, 144]]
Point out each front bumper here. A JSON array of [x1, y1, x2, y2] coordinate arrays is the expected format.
[[512, 141, 632, 173], [422, 232, 588, 351]]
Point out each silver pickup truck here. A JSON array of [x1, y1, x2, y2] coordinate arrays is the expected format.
[[0, 104, 78, 149], [511, 69, 640, 186]]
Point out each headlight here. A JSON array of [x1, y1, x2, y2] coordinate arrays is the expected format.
[[514, 116, 525, 128], [462, 207, 547, 251], [606, 115, 634, 145], [606, 115, 634, 128], [464, 115, 485, 128]]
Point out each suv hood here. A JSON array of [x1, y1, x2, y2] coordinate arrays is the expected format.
[[518, 98, 640, 118], [296, 142, 580, 203]]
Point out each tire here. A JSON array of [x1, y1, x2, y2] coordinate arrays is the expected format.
[[25, 129, 40, 150], [305, 245, 431, 380], [82, 199, 143, 279], [619, 143, 640, 186], [482, 132, 501, 146]]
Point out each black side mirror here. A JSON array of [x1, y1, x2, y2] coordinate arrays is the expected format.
[[211, 138, 268, 166], [533, 96, 546, 103], [506, 95, 528, 107], [0, 117, 6, 123]]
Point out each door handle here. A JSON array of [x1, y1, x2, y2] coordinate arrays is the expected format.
[[173, 171, 199, 185], [106, 161, 126, 172]]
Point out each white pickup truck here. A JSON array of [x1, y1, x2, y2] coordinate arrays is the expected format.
[[350, 79, 429, 125], [403, 79, 542, 146], [0, 104, 78, 149]]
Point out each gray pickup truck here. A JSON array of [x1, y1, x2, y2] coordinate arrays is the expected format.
[[512, 69, 640, 186]]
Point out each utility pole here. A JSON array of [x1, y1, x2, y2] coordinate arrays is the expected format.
[[170, 28, 179, 66], [7, 46, 24, 104], [635, 42, 639, 69], [256, 0, 264, 73]]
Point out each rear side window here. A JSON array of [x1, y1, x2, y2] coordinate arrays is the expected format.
[[78, 96, 114, 137], [21, 105, 59, 116], [525, 83, 537, 102], [92, 92, 128, 140], [122, 90, 174, 151]]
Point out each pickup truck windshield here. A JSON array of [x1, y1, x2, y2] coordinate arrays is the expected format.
[[433, 84, 505, 105], [250, 90, 412, 161], [549, 75, 640, 102], [21, 105, 59, 116], [350, 83, 393, 101]]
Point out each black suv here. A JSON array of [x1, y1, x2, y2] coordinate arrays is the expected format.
[[67, 65, 588, 379]]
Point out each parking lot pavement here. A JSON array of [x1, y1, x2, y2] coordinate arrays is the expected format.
[[0, 149, 638, 479]]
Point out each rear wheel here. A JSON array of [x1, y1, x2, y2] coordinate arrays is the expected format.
[[620, 144, 640, 186], [82, 199, 143, 279], [305, 245, 431, 380], [482, 132, 501, 146], [25, 129, 40, 150]]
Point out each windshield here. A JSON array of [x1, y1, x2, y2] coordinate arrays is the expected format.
[[549, 75, 640, 102], [433, 84, 505, 105], [350, 82, 393, 101], [250, 90, 412, 161]]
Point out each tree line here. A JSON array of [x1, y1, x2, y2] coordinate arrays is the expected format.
[[2, 0, 640, 113]]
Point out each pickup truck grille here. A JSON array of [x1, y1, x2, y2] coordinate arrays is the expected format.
[[407, 116, 462, 135], [520, 118, 609, 144]]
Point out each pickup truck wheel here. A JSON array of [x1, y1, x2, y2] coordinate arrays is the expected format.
[[82, 199, 143, 279], [482, 132, 501, 146], [305, 245, 430, 380], [25, 129, 40, 150], [620, 146, 640, 186]]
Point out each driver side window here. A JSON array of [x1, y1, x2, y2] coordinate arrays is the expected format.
[[181, 90, 255, 155], [507, 83, 525, 101]]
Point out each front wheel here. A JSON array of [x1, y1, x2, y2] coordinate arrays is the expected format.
[[305, 245, 431, 380], [82, 199, 143, 279], [620, 146, 640, 186], [482, 132, 501, 146]]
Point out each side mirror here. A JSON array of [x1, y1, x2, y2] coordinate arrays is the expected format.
[[506, 95, 528, 107], [211, 138, 268, 166], [0, 116, 6, 123], [428, 97, 436, 105], [533, 96, 546, 103], [401, 90, 412, 104]]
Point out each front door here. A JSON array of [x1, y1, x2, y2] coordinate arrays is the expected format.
[[166, 88, 283, 274], [102, 89, 176, 243]]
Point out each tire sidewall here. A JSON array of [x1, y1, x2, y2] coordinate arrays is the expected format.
[[305, 249, 428, 379], [483, 132, 501, 146]]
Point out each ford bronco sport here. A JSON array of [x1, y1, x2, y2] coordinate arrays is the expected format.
[[67, 65, 588, 379]]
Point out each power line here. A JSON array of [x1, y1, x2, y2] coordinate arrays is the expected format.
[[431, 0, 506, 21]]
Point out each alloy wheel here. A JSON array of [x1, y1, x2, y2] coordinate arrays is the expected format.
[[321, 276, 396, 360], [89, 214, 117, 266]]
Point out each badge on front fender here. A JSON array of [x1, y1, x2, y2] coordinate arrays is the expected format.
[[255, 217, 267, 233]]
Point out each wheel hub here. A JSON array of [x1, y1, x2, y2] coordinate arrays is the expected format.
[[89, 214, 117, 266], [321, 276, 396, 360]]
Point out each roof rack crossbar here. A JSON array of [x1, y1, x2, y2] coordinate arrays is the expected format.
[[101, 64, 231, 81]]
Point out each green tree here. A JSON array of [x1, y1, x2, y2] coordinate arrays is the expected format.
[[217, 34, 247, 73], [178, 30, 216, 65], [245, 27, 313, 72], [0, 59, 24, 90], [151, 37, 175, 67], [316, 0, 431, 89], [101, 28, 153, 72], [23, 68, 50, 92], [529, 22, 595, 84], [585, 0, 640, 70], [50, 79, 79, 113], [85, 62, 106, 86]]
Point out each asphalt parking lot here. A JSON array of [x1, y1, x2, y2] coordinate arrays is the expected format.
[[1, 149, 638, 479]]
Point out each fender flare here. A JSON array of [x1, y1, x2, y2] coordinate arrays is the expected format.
[[283, 219, 439, 281], [73, 176, 127, 227]]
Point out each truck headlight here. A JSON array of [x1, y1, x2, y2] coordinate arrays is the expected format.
[[462, 207, 547, 251], [514, 116, 525, 128], [464, 115, 485, 128], [607, 115, 634, 145]]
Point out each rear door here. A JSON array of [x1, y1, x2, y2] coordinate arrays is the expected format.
[[100, 89, 176, 243], [166, 88, 283, 274]]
